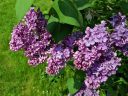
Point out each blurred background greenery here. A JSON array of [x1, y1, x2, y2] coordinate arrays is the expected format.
[[0, 0, 128, 96]]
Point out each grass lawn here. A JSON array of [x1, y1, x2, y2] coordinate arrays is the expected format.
[[0, 0, 68, 96]]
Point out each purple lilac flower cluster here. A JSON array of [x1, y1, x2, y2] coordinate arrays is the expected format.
[[110, 13, 128, 56], [74, 85, 99, 96], [74, 21, 122, 96], [46, 44, 72, 75], [73, 21, 109, 71], [109, 12, 126, 27], [10, 7, 53, 65], [62, 32, 84, 48], [75, 51, 121, 96], [10, 23, 28, 51], [85, 51, 121, 89], [46, 32, 83, 75]]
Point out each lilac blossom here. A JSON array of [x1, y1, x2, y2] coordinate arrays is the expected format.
[[9, 23, 28, 51], [24, 8, 46, 31], [46, 32, 84, 75], [119, 44, 128, 56], [73, 21, 110, 71], [46, 44, 72, 75], [10, 7, 53, 65], [110, 13, 128, 57], [84, 50, 121, 89], [109, 12, 126, 27], [62, 32, 84, 48], [75, 85, 99, 96], [75, 51, 121, 96]]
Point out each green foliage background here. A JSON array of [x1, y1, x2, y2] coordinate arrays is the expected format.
[[0, 0, 128, 96]]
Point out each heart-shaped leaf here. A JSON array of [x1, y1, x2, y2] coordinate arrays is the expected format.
[[52, 0, 83, 27], [15, 0, 34, 21], [74, 0, 96, 10], [67, 78, 77, 94]]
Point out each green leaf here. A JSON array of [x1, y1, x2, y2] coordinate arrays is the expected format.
[[47, 22, 73, 42], [47, 16, 73, 42], [107, 87, 117, 96], [52, 0, 83, 27], [120, 1, 128, 15], [74, 0, 96, 10], [15, 0, 34, 21], [100, 89, 106, 96], [115, 77, 128, 85], [74, 70, 85, 89], [67, 78, 77, 94], [34, 0, 53, 14], [48, 15, 59, 24], [49, 76, 55, 82]]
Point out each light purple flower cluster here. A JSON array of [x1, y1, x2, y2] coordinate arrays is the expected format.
[[110, 13, 128, 56], [46, 44, 72, 75], [75, 50, 121, 96], [73, 21, 109, 71], [85, 50, 121, 90], [10, 7, 53, 65], [46, 32, 83, 75], [74, 21, 122, 96], [75, 85, 99, 96]]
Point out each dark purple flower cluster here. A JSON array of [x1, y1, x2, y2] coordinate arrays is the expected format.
[[110, 13, 128, 56], [109, 12, 126, 27], [24, 7, 47, 31], [10, 23, 28, 51], [119, 44, 128, 56], [73, 21, 109, 71], [62, 32, 84, 48], [10, 7, 52, 65]]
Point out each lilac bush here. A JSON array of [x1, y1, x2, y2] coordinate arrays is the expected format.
[[10, 7, 128, 96]]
